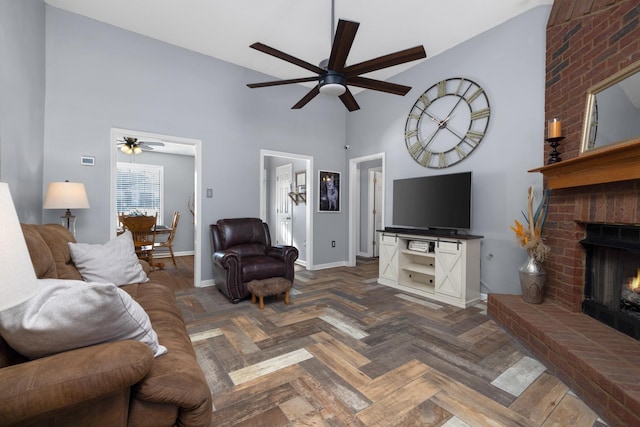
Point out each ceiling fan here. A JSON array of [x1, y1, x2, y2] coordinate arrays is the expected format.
[[247, 7, 426, 111], [117, 137, 165, 155]]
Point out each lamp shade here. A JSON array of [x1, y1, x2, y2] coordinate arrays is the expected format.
[[43, 181, 90, 209], [0, 183, 39, 311]]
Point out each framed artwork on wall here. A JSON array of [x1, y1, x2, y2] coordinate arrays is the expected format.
[[318, 170, 340, 212]]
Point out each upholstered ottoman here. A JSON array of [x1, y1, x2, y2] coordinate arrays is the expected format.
[[246, 277, 292, 310]]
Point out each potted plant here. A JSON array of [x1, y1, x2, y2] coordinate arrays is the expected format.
[[510, 186, 550, 303]]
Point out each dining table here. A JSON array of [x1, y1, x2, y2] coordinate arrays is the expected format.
[[117, 224, 172, 237]]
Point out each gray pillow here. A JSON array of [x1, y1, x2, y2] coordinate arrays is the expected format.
[[0, 279, 167, 359], [69, 230, 148, 286]]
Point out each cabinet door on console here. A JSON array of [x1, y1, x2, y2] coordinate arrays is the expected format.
[[435, 241, 464, 299], [379, 233, 399, 283]]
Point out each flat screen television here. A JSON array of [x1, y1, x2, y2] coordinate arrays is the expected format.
[[392, 171, 472, 232]]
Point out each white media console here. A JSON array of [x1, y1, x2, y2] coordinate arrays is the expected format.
[[377, 229, 482, 308]]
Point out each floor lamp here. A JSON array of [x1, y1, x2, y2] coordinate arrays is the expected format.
[[43, 181, 90, 237]]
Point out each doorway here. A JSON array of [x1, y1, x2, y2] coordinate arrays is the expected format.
[[369, 168, 383, 257], [109, 128, 203, 286], [260, 150, 313, 269], [348, 153, 385, 266], [275, 163, 293, 246]]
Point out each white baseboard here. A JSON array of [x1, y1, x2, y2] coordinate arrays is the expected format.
[[197, 279, 215, 288], [312, 261, 348, 270], [154, 250, 195, 259]]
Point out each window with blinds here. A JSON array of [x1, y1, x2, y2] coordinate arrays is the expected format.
[[116, 162, 164, 223]]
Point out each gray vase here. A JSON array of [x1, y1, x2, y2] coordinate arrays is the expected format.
[[519, 253, 546, 304]]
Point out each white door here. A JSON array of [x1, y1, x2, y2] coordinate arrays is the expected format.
[[276, 164, 293, 246], [368, 169, 383, 257]]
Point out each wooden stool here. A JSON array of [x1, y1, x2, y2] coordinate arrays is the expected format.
[[246, 277, 292, 310]]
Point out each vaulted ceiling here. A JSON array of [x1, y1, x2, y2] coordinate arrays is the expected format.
[[44, 0, 553, 84]]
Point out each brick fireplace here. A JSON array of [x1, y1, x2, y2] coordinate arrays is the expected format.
[[488, 1, 640, 426], [544, 0, 640, 311], [545, 179, 640, 311], [582, 222, 640, 339]]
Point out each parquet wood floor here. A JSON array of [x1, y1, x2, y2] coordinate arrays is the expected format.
[[155, 254, 194, 290], [174, 258, 607, 427]]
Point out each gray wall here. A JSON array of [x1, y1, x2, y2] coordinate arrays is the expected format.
[[116, 150, 195, 254], [1, 3, 553, 294], [346, 6, 551, 294], [42, 5, 346, 280], [0, 0, 46, 223]]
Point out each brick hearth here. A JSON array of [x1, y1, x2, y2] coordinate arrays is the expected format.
[[488, 295, 640, 427]]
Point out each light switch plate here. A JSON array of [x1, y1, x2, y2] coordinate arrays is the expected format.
[[206, 188, 213, 198]]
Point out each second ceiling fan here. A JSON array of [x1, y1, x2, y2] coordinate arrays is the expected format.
[[247, 8, 427, 112], [117, 137, 165, 155]]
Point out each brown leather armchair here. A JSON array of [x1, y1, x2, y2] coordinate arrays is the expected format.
[[210, 218, 299, 303]]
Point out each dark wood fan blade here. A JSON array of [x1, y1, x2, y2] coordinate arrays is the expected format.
[[292, 86, 320, 109], [339, 89, 360, 111], [343, 46, 426, 77], [347, 76, 412, 96], [327, 20, 359, 72], [250, 42, 324, 74], [247, 76, 319, 88]]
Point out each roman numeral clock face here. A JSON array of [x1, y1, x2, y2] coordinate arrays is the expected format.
[[404, 78, 490, 168]]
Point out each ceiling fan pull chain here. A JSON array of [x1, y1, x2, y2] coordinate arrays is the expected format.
[[330, 0, 335, 46]]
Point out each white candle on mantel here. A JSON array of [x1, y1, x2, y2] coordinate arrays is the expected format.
[[548, 118, 562, 139]]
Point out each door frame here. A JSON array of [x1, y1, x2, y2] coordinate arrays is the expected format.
[[348, 152, 385, 267], [275, 163, 293, 246], [260, 149, 313, 270], [368, 168, 383, 257], [110, 128, 203, 287]]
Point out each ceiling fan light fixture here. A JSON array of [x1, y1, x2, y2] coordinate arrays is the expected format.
[[320, 83, 346, 96], [319, 71, 346, 96], [119, 137, 145, 155]]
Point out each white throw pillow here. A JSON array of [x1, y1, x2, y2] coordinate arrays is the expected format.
[[69, 230, 148, 286], [0, 279, 167, 359]]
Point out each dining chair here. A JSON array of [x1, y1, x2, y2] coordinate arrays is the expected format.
[[121, 214, 158, 270], [154, 211, 180, 268]]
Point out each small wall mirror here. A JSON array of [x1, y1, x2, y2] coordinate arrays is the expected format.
[[581, 60, 640, 153], [295, 170, 306, 194]]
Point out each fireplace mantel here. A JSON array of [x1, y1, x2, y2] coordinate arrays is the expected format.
[[529, 139, 640, 189]]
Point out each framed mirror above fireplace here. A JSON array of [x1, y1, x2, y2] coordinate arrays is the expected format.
[[533, 58, 640, 189], [580, 59, 640, 153]]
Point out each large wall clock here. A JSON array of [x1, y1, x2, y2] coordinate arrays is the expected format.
[[404, 77, 490, 168]]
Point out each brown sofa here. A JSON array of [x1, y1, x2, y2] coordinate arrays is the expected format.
[[0, 224, 212, 427]]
